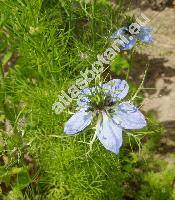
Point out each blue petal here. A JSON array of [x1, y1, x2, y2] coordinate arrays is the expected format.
[[111, 27, 137, 50], [136, 26, 153, 43], [111, 27, 128, 39], [81, 87, 92, 95], [77, 87, 97, 108], [102, 79, 129, 102], [77, 96, 90, 108], [122, 37, 137, 50], [64, 109, 93, 134], [96, 112, 123, 154], [113, 101, 147, 129]]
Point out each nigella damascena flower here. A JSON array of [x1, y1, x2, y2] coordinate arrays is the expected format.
[[111, 25, 153, 50], [64, 79, 147, 154]]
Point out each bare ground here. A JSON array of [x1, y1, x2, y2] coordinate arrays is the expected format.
[[129, 3, 175, 154]]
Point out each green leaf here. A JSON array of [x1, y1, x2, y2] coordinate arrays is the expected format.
[[2, 51, 13, 66], [110, 54, 130, 75]]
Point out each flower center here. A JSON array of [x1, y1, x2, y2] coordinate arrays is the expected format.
[[87, 90, 115, 111]]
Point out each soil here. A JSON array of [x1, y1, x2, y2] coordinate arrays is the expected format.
[[129, 1, 175, 154]]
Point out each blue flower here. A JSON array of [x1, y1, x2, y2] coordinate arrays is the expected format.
[[111, 25, 153, 50], [64, 79, 147, 154]]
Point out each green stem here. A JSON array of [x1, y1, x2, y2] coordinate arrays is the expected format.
[[126, 48, 134, 80]]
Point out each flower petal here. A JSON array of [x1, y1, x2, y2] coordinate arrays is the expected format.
[[113, 101, 147, 129], [81, 87, 92, 95], [111, 27, 128, 39], [96, 112, 123, 154], [111, 27, 137, 50], [136, 26, 153, 43], [102, 79, 129, 102], [64, 109, 93, 134], [122, 37, 137, 50], [77, 87, 97, 108], [77, 96, 90, 108]]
